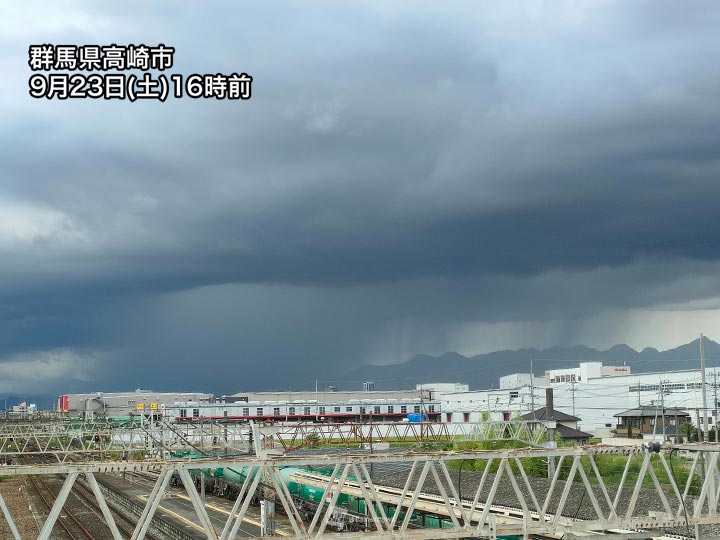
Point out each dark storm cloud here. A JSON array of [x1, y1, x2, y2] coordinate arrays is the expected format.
[[2, 1, 720, 393]]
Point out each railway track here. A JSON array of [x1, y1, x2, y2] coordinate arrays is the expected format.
[[23, 453, 162, 540], [26, 473, 95, 540]]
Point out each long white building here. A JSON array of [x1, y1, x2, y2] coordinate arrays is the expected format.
[[439, 362, 720, 435], [551, 366, 720, 435]]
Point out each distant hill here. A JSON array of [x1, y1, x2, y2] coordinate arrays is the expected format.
[[335, 337, 720, 391]]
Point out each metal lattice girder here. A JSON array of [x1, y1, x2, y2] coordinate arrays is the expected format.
[[0, 417, 250, 461], [2, 443, 720, 539], [272, 420, 547, 452]]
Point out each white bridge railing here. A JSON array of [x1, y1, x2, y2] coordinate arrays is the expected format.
[[1, 443, 719, 539]]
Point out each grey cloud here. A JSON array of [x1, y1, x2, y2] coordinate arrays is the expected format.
[[2, 1, 720, 394]]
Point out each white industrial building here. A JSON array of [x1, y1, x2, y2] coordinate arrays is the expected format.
[[416, 383, 469, 395], [544, 361, 631, 384], [499, 373, 544, 390], [58, 390, 214, 417], [438, 361, 720, 436], [551, 366, 720, 435]]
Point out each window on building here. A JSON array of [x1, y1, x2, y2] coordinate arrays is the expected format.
[[242, 407, 249, 416], [319, 406, 325, 414], [360, 406, 366, 414], [446, 412, 453, 422], [289, 406, 295, 415], [256, 407, 263, 416], [709, 417, 713, 425], [634, 419, 641, 428], [428, 405, 435, 412], [464, 412, 470, 422], [401, 405, 407, 414], [387, 405, 394, 413], [127, 399, 136, 405], [192, 408, 199, 417], [304, 406, 311, 415], [273, 407, 280, 416], [180, 409, 187, 417], [334, 406, 341, 413], [510, 391, 519, 399], [346, 406, 353, 412], [561, 375, 566, 382], [414, 405, 421, 413], [571, 374, 576, 382], [374, 406, 381, 414]]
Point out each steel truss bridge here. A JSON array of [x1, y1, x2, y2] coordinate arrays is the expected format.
[[2, 443, 720, 540], [0, 417, 250, 461], [270, 421, 549, 451], [0, 419, 546, 462]]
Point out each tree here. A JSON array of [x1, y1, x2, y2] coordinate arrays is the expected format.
[[680, 421, 696, 442]]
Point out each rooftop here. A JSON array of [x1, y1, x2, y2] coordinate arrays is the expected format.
[[614, 406, 689, 418], [519, 407, 580, 422]]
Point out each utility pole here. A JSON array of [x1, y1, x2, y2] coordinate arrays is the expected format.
[[701, 334, 709, 442], [660, 379, 666, 443], [571, 380, 576, 417], [714, 366, 718, 434], [697, 408, 707, 478], [530, 354, 536, 420], [546, 388, 556, 479]]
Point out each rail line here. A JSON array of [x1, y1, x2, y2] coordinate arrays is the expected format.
[[24, 453, 162, 540], [26, 473, 95, 540]]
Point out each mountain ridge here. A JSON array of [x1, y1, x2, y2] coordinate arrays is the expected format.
[[337, 337, 720, 391]]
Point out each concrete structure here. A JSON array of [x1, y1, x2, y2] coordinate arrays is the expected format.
[[57, 390, 213, 417], [545, 361, 631, 384], [499, 373, 543, 390], [438, 361, 720, 436], [416, 383, 469, 395], [11, 402, 37, 414], [439, 385, 539, 423], [551, 366, 720, 434]]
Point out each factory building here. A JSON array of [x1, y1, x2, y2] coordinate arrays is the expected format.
[[438, 361, 720, 437], [439, 384, 541, 423], [545, 361, 631, 384], [165, 396, 440, 423], [57, 390, 213, 418], [551, 366, 720, 436], [416, 383, 469, 395], [228, 389, 425, 403], [165, 386, 455, 423]]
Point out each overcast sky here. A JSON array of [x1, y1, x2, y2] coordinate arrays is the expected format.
[[2, 1, 720, 397]]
